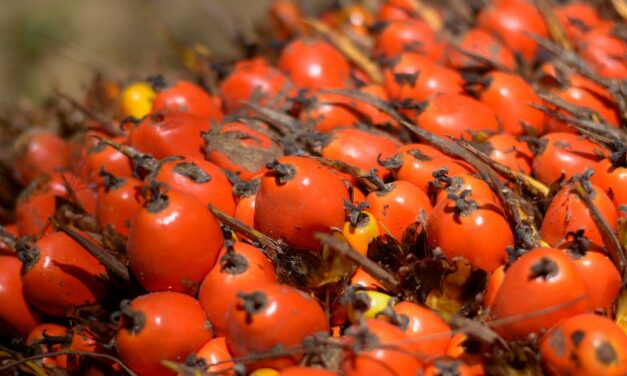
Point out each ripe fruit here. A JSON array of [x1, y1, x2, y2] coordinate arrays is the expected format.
[[203, 121, 283, 181], [477, 0, 548, 62], [225, 283, 329, 370], [373, 19, 444, 61], [540, 314, 627, 375], [96, 170, 142, 236], [278, 39, 351, 90], [13, 130, 69, 186], [0, 255, 40, 337], [412, 94, 500, 139], [299, 93, 360, 134], [476, 71, 545, 135], [321, 127, 399, 176], [427, 189, 512, 272], [384, 53, 463, 106], [447, 28, 516, 70], [115, 292, 213, 376], [15, 172, 97, 236], [491, 248, 591, 340], [194, 337, 234, 374], [394, 301, 452, 356], [341, 319, 423, 376], [254, 156, 349, 251], [198, 241, 277, 336], [19, 232, 107, 317], [151, 156, 236, 216], [385, 143, 473, 193], [220, 58, 293, 113], [127, 112, 211, 160], [541, 181, 617, 248], [366, 180, 432, 240], [151, 80, 223, 120], [532, 133, 608, 185], [127, 186, 223, 294]]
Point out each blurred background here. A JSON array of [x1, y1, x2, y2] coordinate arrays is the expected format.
[[0, 0, 334, 105]]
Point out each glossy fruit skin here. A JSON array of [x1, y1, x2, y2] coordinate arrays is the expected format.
[[341, 319, 423, 376], [204, 122, 283, 181], [541, 183, 617, 248], [447, 28, 516, 70], [152, 157, 236, 216], [354, 84, 398, 128], [346, 290, 393, 323], [15, 176, 67, 237], [220, 58, 293, 113], [322, 128, 399, 176], [545, 85, 620, 133], [532, 133, 608, 185], [198, 242, 277, 336], [26, 324, 99, 370], [578, 26, 627, 79], [343, 211, 379, 256], [491, 248, 591, 340], [374, 19, 444, 62], [415, 94, 500, 139], [391, 144, 473, 193], [427, 190, 512, 272], [195, 337, 234, 374], [235, 192, 257, 229], [225, 283, 329, 370], [299, 93, 360, 134], [477, 0, 548, 62], [0, 256, 40, 337], [278, 39, 351, 90], [565, 250, 620, 310], [127, 112, 211, 160], [486, 133, 533, 175], [26, 323, 69, 368], [540, 314, 627, 376], [21, 232, 107, 317], [254, 156, 349, 251], [483, 264, 505, 309], [591, 159, 627, 214], [127, 189, 223, 294], [116, 292, 213, 376], [86, 138, 134, 186], [478, 71, 544, 135], [120, 82, 155, 119], [555, 2, 602, 41], [384, 53, 463, 106], [367, 180, 432, 241], [152, 80, 223, 120], [394, 301, 451, 356], [13, 131, 70, 186], [96, 176, 143, 237], [350, 267, 384, 290]]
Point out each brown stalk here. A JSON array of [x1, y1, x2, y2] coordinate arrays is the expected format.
[[305, 19, 383, 84], [207, 204, 280, 261], [573, 183, 626, 276], [316, 233, 400, 295], [533, 0, 573, 51], [53, 219, 130, 282]]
